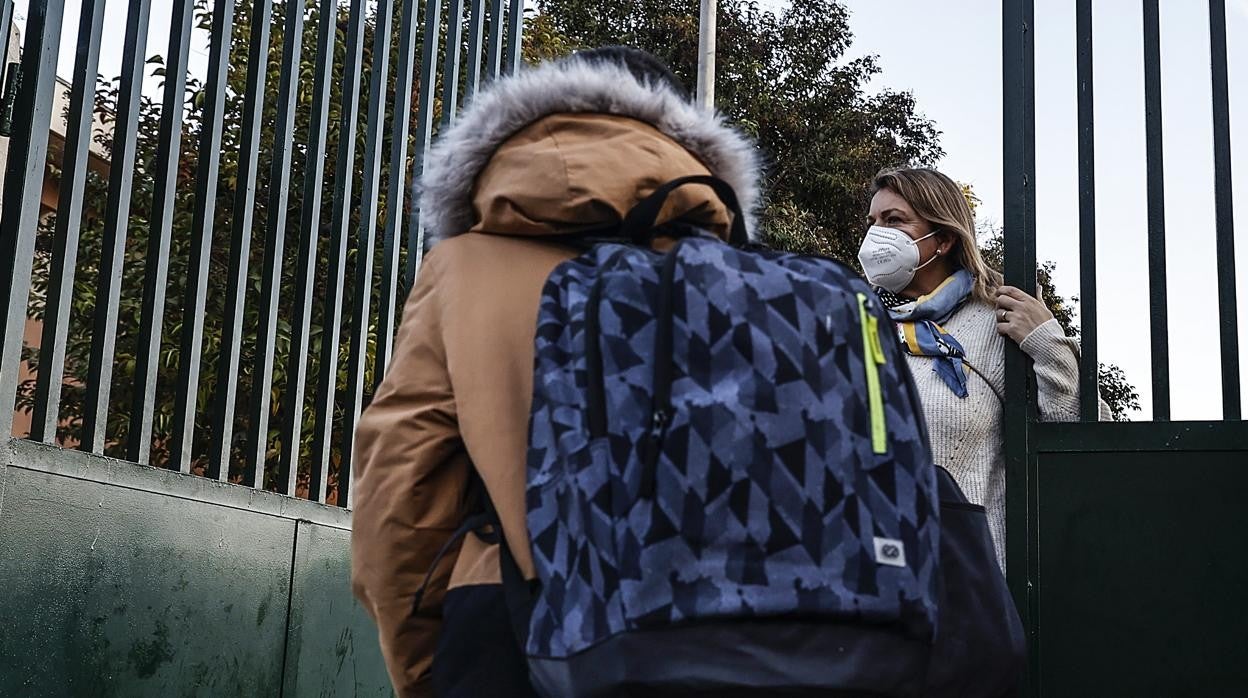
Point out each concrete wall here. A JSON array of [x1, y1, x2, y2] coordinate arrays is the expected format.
[[0, 438, 392, 697]]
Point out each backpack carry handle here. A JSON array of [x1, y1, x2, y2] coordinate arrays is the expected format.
[[621, 175, 749, 248]]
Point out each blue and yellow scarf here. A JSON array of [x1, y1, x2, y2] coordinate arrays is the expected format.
[[876, 270, 975, 398]]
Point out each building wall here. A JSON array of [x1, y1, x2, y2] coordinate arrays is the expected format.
[[9, 318, 40, 439], [0, 21, 21, 200], [5, 18, 113, 440]]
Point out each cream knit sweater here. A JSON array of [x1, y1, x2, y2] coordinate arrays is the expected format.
[[900, 300, 1109, 571]]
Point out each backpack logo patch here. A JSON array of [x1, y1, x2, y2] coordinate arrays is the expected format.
[[874, 537, 907, 568]]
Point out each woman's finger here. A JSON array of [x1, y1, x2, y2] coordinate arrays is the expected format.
[[995, 294, 1023, 310], [997, 285, 1032, 302]]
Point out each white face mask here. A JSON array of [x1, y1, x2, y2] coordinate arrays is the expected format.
[[856, 225, 941, 293]]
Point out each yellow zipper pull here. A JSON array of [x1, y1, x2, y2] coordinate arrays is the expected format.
[[867, 314, 887, 365], [857, 293, 888, 455]]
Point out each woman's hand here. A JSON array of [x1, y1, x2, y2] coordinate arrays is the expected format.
[[995, 285, 1054, 344]]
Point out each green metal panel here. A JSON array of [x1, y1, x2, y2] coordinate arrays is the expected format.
[[1036, 449, 1248, 697], [283, 520, 392, 697], [0, 442, 390, 696], [0, 465, 292, 696], [1035, 420, 1248, 453]]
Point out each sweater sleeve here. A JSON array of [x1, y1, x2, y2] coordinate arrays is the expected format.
[[1018, 318, 1113, 422]]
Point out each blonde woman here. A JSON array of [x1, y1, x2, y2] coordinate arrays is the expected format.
[[858, 167, 1108, 571]]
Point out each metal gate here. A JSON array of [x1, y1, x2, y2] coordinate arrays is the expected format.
[[1003, 1, 1248, 695], [0, 0, 522, 693]]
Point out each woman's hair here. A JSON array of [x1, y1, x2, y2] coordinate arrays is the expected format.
[[870, 167, 1003, 303], [571, 45, 690, 100]]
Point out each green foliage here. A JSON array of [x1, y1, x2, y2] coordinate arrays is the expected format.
[[529, 0, 943, 260], [523, 1, 1139, 417], [20, 0, 430, 500], [522, 10, 578, 63], [19, 0, 1139, 505], [1096, 364, 1140, 422]]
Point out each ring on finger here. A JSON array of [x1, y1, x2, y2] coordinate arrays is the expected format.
[[998, 309, 1008, 322]]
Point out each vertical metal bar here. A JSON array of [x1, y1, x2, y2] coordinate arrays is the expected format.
[[441, 0, 465, 125], [278, 0, 337, 496], [81, 0, 154, 455], [0, 0, 65, 440], [504, 0, 522, 75], [206, 0, 275, 481], [1076, 0, 1098, 423], [32, 0, 107, 445], [484, 0, 505, 81], [1209, 0, 1240, 420], [374, 0, 421, 388], [1142, 0, 1170, 421], [339, 0, 395, 508], [170, 0, 237, 472], [308, 0, 368, 503], [403, 0, 443, 289], [1002, 0, 1037, 693], [247, 0, 307, 489], [126, 0, 195, 464], [0, 1, 13, 77], [463, 0, 485, 101], [696, 0, 716, 110]]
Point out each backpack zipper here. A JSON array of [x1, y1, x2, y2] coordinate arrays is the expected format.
[[640, 239, 687, 498], [585, 248, 634, 440], [857, 293, 889, 455], [586, 276, 607, 439]]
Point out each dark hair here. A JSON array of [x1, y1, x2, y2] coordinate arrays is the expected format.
[[571, 45, 690, 99]]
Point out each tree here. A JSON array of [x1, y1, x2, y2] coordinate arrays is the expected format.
[[19, 0, 1136, 503], [527, 1, 1139, 419], [20, 0, 431, 500], [530, 0, 943, 259]]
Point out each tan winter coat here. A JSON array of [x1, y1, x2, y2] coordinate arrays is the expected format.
[[351, 58, 762, 696]]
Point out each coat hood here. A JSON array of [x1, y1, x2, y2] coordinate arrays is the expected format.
[[418, 56, 763, 247]]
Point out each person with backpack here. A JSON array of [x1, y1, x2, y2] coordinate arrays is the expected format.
[[350, 46, 762, 697], [859, 166, 1112, 572], [356, 43, 1026, 696]]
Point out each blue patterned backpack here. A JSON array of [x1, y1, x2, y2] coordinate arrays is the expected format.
[[479, 177, 1023, 696]]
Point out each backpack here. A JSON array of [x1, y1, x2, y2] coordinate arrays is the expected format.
[[422, 176, 1024, 696]]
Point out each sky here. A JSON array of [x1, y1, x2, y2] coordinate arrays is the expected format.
[[13, 0, 1248, 421], [770, 0, 1248, 421]]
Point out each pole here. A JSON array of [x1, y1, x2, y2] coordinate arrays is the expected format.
[[697, 0, 716, 110]]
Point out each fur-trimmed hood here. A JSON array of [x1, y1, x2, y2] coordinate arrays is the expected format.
[[417, 57, 763, 247]]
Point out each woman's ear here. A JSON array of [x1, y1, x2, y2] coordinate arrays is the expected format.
[[937, 230, 958, 256]]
